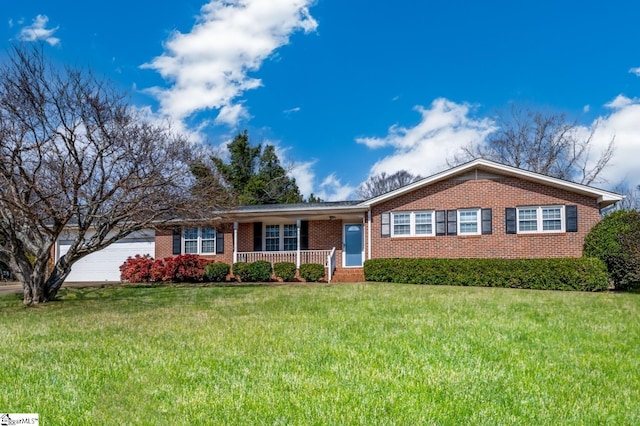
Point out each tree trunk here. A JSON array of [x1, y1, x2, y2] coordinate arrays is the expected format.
[[22, 279, 45, 306], [21, 265, 70, 306]]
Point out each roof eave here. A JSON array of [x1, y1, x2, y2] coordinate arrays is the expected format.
[[361, 159, 624, 207]]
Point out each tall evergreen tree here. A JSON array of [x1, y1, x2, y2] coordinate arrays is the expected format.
[[198, 131, 303, 205]]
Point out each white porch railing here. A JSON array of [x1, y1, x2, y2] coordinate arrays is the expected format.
[[237, 250, 332, 267], [327, 247, 336, 283]]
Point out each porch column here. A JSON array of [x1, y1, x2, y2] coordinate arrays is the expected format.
[[296, 219, 301, 268], [367, 209, 372, 260], [233, 222, 238, 264]]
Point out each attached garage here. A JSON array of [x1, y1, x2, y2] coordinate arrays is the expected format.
[[57, 230, 155, 282]]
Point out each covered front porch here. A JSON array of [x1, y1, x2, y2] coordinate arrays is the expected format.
[[228, 202, 369, 282]]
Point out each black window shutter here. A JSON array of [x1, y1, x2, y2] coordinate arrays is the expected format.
[[381, 213, 391, 237], [172, 228, 181, 255], [253, 222, 262, 251], [435, 210, 446, 236], [505, 208, 517, 234], [447, 210, 457, 235], [216, 229, 224, 254], [300, 220, 309, 250], [566, 205, 578, 232], [481, 209, 493, 235]]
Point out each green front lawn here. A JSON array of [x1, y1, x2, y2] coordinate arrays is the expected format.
[[1, 283, 639, 424]]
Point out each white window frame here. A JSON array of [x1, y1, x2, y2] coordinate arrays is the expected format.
[[457, 208, 481, 235], [516, 205, 565, 234], [263, 223, 298, 251], [183, 227, 216, 254], [391, 211, 435, 237]]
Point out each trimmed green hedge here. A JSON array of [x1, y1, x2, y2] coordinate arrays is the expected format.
[[299, 263, 325, 282], [248, 260, 273, 282], [232, 262, 251, 282], [204, 262, 230, 282], [274, 262, 297, 281], [364, 258, 609, 292]]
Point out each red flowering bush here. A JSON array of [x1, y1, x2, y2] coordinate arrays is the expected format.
[[120, 254, 214, 283], [158, 254, 213, 282], [150, 259, 168, 282], [119, 254, 154, 282]]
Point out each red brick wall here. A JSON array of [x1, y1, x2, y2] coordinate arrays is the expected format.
[[309, 219, 344, 267], [370, 177, 601, 259], [155, 223, 234, 264]]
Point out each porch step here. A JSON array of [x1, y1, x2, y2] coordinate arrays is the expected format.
[[330, 268, 365, 283]]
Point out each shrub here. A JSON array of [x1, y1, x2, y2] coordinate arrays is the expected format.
[[160, 254, 212, 283], [204, 262, 230, 282], [299, 263, 325, 282], [363, 257, 609, 292], [232, 262, 251, 282], [273, 262, 297, 281], [150, 259, 167, 282], [584, 209, 640, 290], [248, 260, 273, 282], [119, 254, 154, 282]]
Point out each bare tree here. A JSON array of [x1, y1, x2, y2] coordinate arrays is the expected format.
[[357, 170, 422, 199], [0, 45, 207, 305], [609, 184, 640, 212], [451, 105, 615, 185]]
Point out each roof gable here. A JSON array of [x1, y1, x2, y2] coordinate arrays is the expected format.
[[360, 159, 624, 208]]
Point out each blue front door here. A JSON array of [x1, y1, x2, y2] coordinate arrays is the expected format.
[[344, 224, 363, 267]]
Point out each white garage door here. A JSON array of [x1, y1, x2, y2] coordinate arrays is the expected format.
[[58, 231, 155, 282]]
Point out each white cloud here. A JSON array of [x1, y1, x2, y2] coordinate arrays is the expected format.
[[629, 67, 640, 77], [316, 173, 356, 201], [289, 160, 316, 197], [283, 106, 301, 114], [583, 104, 590, 113], [214, 103, 250, 126], [605, 94, 640, 109], [143, 0, 317, 128], [17, 15, 60, 46], [586, 96, 640, 186], [356, 98, 496, 178]]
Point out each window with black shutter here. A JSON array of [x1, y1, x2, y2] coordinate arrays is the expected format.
[[300, 220, 309, 250], [505, 208, 517, 234], [253, 222, 262, 251], [481, 208, 492, 235], [565, 205, 578, 232], [172, 228, 181, 255], [446, 210, 457, 235], [381, 213, 391, 237], [435, 210, 446, 236]]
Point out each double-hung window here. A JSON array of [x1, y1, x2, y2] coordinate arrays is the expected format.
[[517, 206, 564, 233], [391, 211, 434, 236], [283, 224, 298, 251], [183, 227, 216, 254], [265, 225, 280, 251], [458, 209, 480, 235], [264, 224, 298, 251]]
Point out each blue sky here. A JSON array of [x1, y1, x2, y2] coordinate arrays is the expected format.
[[3, 0, 640, 200]]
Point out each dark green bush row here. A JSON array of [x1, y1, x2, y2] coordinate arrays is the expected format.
[[299, 263, 325, 282], [232, 261, 272, 282], [204, 262, 230, 282], [364, 258, 609, 292], [274, 262, 297, 281]]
